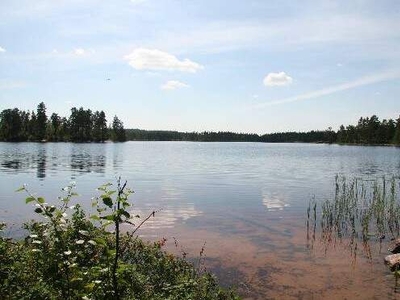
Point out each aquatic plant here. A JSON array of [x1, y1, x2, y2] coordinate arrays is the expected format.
[[307, 175, 400, 259], [0, 181, 239, 300]]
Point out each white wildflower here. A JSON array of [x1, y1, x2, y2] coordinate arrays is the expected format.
[[78, 230, 89, 236]]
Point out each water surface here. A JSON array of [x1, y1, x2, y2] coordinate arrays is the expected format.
[[1, 142, 399, 299]]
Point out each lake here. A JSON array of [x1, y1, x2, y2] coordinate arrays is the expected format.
[[1, 141, 400, 299]]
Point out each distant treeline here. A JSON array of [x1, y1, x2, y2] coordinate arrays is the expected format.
[[0, 102, 126, 142], [126, 129, 260, 142], [127, 114, 400, 145], [1, 104, 399, 145], [126, 128, 337, 143]]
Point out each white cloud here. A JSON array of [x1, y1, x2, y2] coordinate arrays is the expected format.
[[255, 70, 400, 108], [0, 80, 26, 90], [124, 48, 204, 73], [161, 80, 189, 90], [130, 0, 146, 4], [73, 48, 95, 57], [74, 48, 85, 56], [148, 14, 400, 59], [0, 46, 6, 53], [263, 72, 293, 87]]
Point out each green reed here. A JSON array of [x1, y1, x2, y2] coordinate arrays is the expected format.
[[308, 175, 400, 258]]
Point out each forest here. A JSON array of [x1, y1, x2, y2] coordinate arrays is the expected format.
[[0, 102, 126, 142], [125, 129, 260, 142], [0, 103, 399, 145], [127, 115, 400, 145]]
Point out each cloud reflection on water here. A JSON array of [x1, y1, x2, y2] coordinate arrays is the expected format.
[[129, 204, 202, 231], [262, 189, 289, 211]]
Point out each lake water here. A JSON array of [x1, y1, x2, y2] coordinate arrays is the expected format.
[[1, 141, 400, 299]]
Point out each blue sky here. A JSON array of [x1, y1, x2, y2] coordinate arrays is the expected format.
[[0, 0, 399, 133]]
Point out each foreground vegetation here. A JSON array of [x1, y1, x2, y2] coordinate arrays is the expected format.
[[0, 181, 239, 299]]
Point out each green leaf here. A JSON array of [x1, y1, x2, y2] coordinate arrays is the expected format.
[[25, 196, 35, 204], [101, 215, 115, 221], [103, 221, 113, 228], [93, 238, 106, 246], [121, 210, 130, 219], [102, 197, 113, 208], [90, 215, 100, 221], [34, 207, 43, 214], [117, 263, 130, 272], [107, 190, 116, 196], [37, 197, 45, 204], [85, 283, 95, 291], [15, 187, 25, 192]]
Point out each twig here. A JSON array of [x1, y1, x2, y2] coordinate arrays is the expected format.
[[131, 209, 161, 236]]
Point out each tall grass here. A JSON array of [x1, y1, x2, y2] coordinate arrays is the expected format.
[[307, 175, 400, 259]]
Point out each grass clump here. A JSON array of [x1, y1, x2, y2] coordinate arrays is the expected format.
[[0, 181, 239, 300], [307, 175, 400, 258]]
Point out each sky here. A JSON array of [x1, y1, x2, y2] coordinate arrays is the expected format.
[[0, 0, 399, 134]]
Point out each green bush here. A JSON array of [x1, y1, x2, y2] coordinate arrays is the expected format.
[[0, 181, 240, 300]]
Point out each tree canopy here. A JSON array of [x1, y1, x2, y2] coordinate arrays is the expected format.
[[0, 102, 125, 143]]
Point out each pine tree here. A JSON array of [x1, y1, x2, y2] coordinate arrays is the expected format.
[[394, 116, 400, 145], [111, 115, 126, 142], [92, 111, 108, 142], [36, 102, 48, 141]]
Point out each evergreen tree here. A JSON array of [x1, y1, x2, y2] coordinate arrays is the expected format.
[[20, 110, 30, 141], [0, 108, 22, 141], [59, 117, 70, 141], [111, 115, 126, 142], [394, 116, 400, 145], [92, 111, 108, 142], [48, 113, 61, 141], [28, 111, 37, 141], [36, 102, 48, 141], [69, 107, 93, 142]]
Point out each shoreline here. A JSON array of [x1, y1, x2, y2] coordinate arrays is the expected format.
[[0, 139, 398, 147]]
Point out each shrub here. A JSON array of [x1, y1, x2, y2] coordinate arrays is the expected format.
[[0, 181, 240, 300]]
